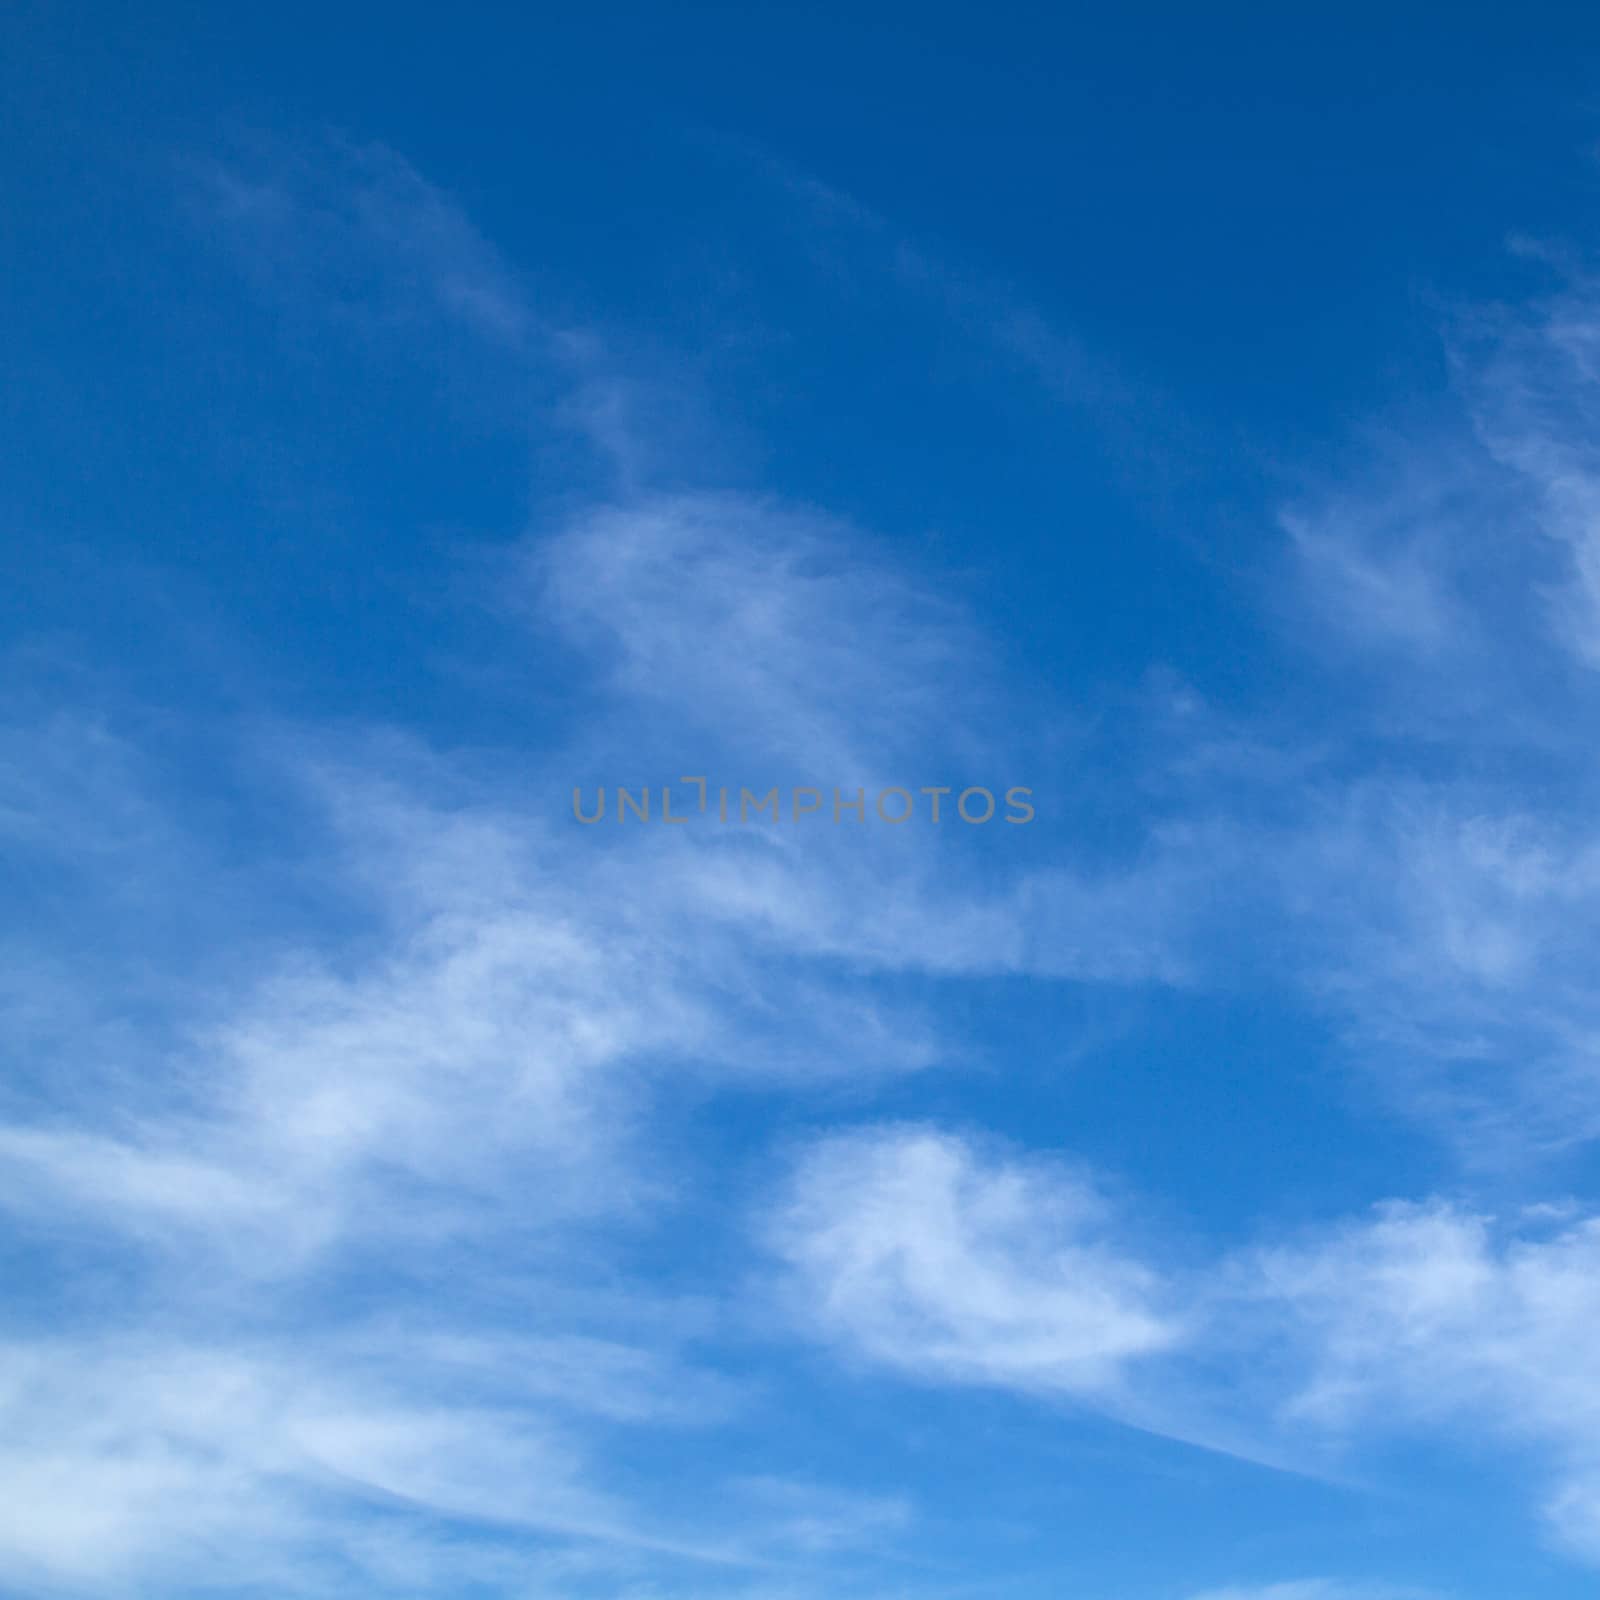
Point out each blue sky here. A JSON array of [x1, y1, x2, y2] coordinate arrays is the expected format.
[[9, 4, 1600, 1597]]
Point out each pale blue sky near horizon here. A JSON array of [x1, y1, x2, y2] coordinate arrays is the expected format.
[[8, 6, 1600, 1598]]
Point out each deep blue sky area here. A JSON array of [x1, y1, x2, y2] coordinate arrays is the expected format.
[[8, 2, 1600, 727]]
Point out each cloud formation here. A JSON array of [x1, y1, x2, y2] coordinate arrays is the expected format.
[[11, 128, 1600, 1600]]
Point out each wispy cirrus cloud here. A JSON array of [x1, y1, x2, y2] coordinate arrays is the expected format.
[[0, 1324, 784, 1596], [765, 1112, 1600, 1566], [1242, 258, 1600, 1160], [767, 1124, 1184, 1398], [196, 136, 535, 354], [1460, 262, 1600, 671], [1251, 1197, 1600, 1563]]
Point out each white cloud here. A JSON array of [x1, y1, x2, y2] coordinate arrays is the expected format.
[[0, 1329, 773, 1595], [1250, 265, 1600, 1162], [1254, 1199, 1600, 1561], [1268, 788, 1600, 1156], [1462, 269, 1600, 669], [767, 1126, 1183, 1397], [533, 489, 985, 781], [764, 1120, 1600, 1561]]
